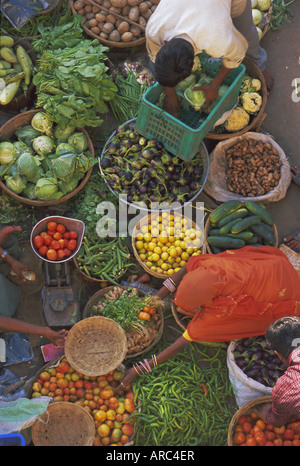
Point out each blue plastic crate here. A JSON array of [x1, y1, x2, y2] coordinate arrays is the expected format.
[[135, 63, 246, 161], [0, 433, 25, 446]]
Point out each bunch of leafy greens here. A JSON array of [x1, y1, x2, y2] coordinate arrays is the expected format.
[[32, 17, 117, 128]]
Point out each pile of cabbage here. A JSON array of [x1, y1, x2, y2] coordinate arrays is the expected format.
[[0, 112, 97, 201]]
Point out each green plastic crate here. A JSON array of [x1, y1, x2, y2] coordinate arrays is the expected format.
[[135, 63, 246, 161]]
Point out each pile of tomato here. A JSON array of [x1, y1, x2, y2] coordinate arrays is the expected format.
[[232, 409, 300, 446], [33, 221, 78, 261], [31, 357, 138, 446]]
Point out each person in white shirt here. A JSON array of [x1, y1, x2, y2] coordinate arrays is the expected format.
[[146, 0, 274, 116]]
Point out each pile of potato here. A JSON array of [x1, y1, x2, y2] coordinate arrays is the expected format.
[[73, 0, 160, 43], [225, 138, 282, 197]]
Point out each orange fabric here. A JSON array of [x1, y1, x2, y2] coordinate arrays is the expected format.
[[174, 246, 300, 342]]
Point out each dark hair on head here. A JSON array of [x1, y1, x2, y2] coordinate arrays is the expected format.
[[153, 38, 194, 87], [265, 316, 300, 359]]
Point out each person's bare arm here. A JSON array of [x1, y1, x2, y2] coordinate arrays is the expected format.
[[192, 63, 232, 109], [163, 86, 181, 117]]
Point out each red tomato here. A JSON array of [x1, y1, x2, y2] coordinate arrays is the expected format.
[[266, 423, 275, 431], [242, 422, 252, 433], [283, 429, 295, 440], [265, 431, 276, 441], [38, 245, 48, 257], [283, 440, 293, 446], [58, 239, 65, 249], [290, 422, 300, 434], [292, 439, 300, 446], [47, 221, 57, 231], [273, 438, 283, 446], [47, 229, 54, 236], [254, 431, 266, 446], [64, 247, 72, 257], [53, 231, 62, 240], [274, 425, 286, 435], [68, 239, 77, 251], [69, 230, 78, 239], [255, 419, 266, 430], [57, 249, 66, 260], [34, 235, 44, 249], [50, 240, 60, 250], [246, 437, 257, 446], [43, 234, 53, 246], [238, 416, 248, 425], [47, 249, 57, 261], [63, 232, 70, 239], [138, 311, 151, 321], [56, 224, 66, 234], [265, 441, 274, 446]]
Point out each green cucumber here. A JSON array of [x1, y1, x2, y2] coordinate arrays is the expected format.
[[209, 228, 222, 236], [210, 200, 243, 225], [218, 208, 249, 227], [207, 236, 245, 249], [250, 223, 276, 244], [219, 218, 243, 235], [247, 235, 261, 244], [227, 231, 254, 241], [244, 201, 274, 226], [231, 216, 261, 234]]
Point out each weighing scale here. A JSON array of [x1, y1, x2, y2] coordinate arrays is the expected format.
[[30, 215, 85, 328]]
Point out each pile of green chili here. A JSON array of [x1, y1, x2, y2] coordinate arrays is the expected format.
[[130, 341, 237, 446]]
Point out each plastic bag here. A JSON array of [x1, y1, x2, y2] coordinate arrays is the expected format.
[[0, 397, 51, 435], [1, 0, 52, 28], [1, 333, 34, 366], [227, 340, 272, 408], [204, 132, 292, 203]]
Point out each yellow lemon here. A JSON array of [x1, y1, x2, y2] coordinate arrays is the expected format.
[[136, 240, 144, 250], [161, 246, 168, 252], [151, 227, 160, 238], [175, 246, 182, 256], [169, 248, 178, 258], [181, 251, 190, 261], [137, 232, 144, 241], [148, 242, 156, 251], [157, 259, 163, 267], [161, 251, 169, 261], [141, 225, 148, 234], [161, 263, 169, 271], [146, 261, 153, 268], [152, 253, 160, 262], [143, 232, 152, 242], [154, 246, 162, 255], [168, 257, 175, 264], [167, 269, 175, 275], [139, 254, 146, 261], [180, 260, 186, 267]]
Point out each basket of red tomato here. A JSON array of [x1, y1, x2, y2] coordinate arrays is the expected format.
[[228, 395, 300, 446], [30, 215, 85, 263]]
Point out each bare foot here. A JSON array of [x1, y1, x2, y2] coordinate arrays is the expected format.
[[291, 166, 300, 186], [0, 225, 22, 246], [262, 67, 274, 95], [283, 230, 300, 252]]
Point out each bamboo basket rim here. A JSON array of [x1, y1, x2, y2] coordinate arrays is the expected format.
[[69, 0, 146, 48], [260, 3, 273, 40], [203, 202, 279, 254], [64, 315, 128, 376], [227, 395, 272, 446], [37, 0, 62, 15], [131, 211, 202, 280], [73, 242, 129, 284], [206, 57, 268, 140], [31, 401, 95, 446], [81, 285, 164, 359], [0, 109, 94, 207]]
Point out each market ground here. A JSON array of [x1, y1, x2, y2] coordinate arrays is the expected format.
[[0, 2, 299, 430]]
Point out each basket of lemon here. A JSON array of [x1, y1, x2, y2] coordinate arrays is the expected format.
[[132, 211, 203, 279]]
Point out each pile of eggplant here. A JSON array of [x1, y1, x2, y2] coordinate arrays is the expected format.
[[233, 335, 286, 387], [99, 121, 205, 208]]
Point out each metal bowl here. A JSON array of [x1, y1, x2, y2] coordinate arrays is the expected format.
[[30, 216, 85, 264], [99, 118, 210, 213]]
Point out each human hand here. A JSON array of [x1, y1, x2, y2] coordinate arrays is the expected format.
[[44, 328, 68, 348], [0, 225, 22, 246], [115, 367, 137, 393], [9, 258, 29, 282], [253, 402, 272, 421], [163, 87, 181, 117], [191, 83, 219, 110]]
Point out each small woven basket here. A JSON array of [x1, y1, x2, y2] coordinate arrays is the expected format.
[[82, 285, 164, 359], [227, 395, 272, 445], [132, 211, 203, 279], [0, 109, 94, 206], [31, 401, 95, 446], [64, 316, 128, 376]]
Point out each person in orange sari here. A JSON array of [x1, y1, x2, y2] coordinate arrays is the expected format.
[[117, 246, 300, 390]]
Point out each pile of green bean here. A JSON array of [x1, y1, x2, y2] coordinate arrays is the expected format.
[[132, 343, 237, 446], [75, 236, 135, 284]]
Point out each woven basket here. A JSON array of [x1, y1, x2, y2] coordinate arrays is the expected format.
[[203, 204, 278, 254], [31, 401, 95, 446], [0, 109, 94, 206], [132, 211, 203, 279], [205, 57, 268, 140], [260, 3, 273, 40], [0, 36, 37, 111], [37, 0, 62, 15], [81, 285, 164, 359], [69, 0, 146, 48], [227, 395, 272, 446], [64, 316, 128, 376]]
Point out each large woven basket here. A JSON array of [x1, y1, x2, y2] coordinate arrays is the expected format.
[[82, 285, 164, 359], [0, 109, 94, 206], [64, 316, 128, 376], [69, 0, 146, 48], [132, 211, 203, 279], [205, 57, 268, 140], [227, 395, 272, 446], [31, 401, 95, 446], [0, 37, 37, 111], [202, 204, 278, 254]]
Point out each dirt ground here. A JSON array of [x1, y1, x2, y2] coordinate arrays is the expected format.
[[0, 2, 299, 441]]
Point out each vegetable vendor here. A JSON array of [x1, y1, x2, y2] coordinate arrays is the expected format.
[[117, 246, 300, 389], [146, 0, 274, 117], [0, 225, 67, 347], [254, 316, 300, 426]]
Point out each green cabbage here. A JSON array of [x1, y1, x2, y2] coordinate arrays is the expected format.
[[67, 132, 88, 153], [0, 142, 17, 164], [32, 135, 56, 156], [53, 124, 75, 143], [16, 152, 39, 180], [34, 177, 63, 200], [22, 183, 37, 200], [184, 87, 206, 111], [15, 125, 42, 147], [51, 153, 76, 180], [5, 175, 27, 194], [58, 172, 82, 195], [175, 74, 196, 93], [56, 143, 76, 156], [13, 140, 33, 156], [203, 84, 229, 114], [31, 112, 53, 136]]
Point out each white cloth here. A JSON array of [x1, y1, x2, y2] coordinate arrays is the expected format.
[[146, 0, 248, 69]]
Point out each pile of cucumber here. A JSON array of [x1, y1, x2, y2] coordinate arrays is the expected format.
[[0, 35, 32, 105], [206, 200, 276, 254]]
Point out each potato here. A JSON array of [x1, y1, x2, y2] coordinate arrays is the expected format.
[[109, 6, 122, 13], [78, 8, 85, 14], [92, 6, 101, 12], [118, 20, 130, 34], [95, 11, 107, 21], [86, 12, 94, 19], [102, 0, 111, 7], [107, 14, 117, 23], [130, 25, 141, 36], [138, 16, 147, 26], [109, 30, 121, 41], [150, 0, 160, 3], [128, 0, 142, 5], [102, 22, 115, 33], [100, 32, 108, 39], [89, 18, 98, 27], [121, 31, 133, 42], [128, 6, 139, 21], [110, 0, 128, 7], [91, 26, 101, 34], [74, 0, 85, 10], [139, 2, 149, 13], [84, 4, 92, 12], [122, 4, 130, 15]]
